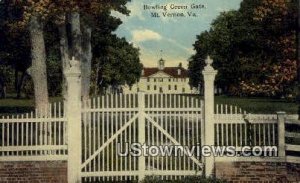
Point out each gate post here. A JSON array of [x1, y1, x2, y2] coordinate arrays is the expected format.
[[65, 57, 82, 183], [277, 112, 286, 158], [138, 92, 146, 181], [202, 56, 218, 177]]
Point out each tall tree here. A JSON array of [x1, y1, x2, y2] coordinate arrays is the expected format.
[[46, 1, 131, 99], [4, 0, 129, 103], [3, 0, 51, 111], [240, 0, 298, 97], [189, 0, 297, 98]]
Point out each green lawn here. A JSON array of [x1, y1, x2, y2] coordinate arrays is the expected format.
[[0, 95, 298, 115], [0, 97, 62, 115]]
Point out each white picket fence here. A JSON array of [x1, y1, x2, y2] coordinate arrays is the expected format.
[[0, 101, 67, 161], [80, 94, 204, 182], [214, 103, 300, 163], [214, 104, 278, 148]]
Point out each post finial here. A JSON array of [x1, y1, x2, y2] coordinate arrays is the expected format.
[[70, 56, 79, 67], [203, 55, 216, 72], [205, 55, 213, 66], [66, 56, 81, 76]]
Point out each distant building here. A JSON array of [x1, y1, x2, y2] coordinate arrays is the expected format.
[[123, 58, 197, 94]]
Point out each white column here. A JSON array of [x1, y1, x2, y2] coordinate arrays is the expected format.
[[138, 92, 146, 181], [65, 57, 82, 183], [277, 112, 286, 158], [202, 56, 218, 177]]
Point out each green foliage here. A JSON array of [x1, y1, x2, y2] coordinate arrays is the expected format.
[[46, 52, 62, 97], [189, 0, 297, 98], [0, 2, 141, 98], [188, 31, 210, 88], [214, 95, 298, 114], [44, 21, 62, 97], [0, 3, 32, 98], [91, 12, 142, 94], [0, 65, 14, 91]]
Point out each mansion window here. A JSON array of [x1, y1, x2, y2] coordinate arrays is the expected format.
[[169, 78, 171, 82], [154, 79, 156, 82], [147, 85, 150, 90], [174, 85, 177, 90], [160, 78, 163, 82], [168, 85, 171, 90], [182, 88, 185, 93], [147, 78, 150, 82], [154, 85, 157, 90]]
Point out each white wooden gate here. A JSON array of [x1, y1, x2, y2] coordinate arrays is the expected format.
[[80, 93, 204, 182]]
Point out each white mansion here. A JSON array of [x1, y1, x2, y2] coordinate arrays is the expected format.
[[123, 58, 197, 94]]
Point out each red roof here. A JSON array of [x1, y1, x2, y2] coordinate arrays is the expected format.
[[143, 67, 188, 78]]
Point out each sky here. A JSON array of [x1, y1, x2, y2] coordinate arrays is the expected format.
[[113, 0, 242, 68]]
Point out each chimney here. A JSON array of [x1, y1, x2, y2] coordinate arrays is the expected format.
[[178, 62, 182, 75], [178, 68, 181, 75], [141, 69, 145, 76]]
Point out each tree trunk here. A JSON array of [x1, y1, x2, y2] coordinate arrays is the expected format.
[[70, 12, 92, 100], [296, 0, 300, 83], [58, 15, 70, 101], [297, 2, 300, 119], [81, 23, 92, 100], [29, 15, 49, 112], [70, 12, 82, 60]]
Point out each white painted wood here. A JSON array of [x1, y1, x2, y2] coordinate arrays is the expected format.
[[277, 112, 286, 158], [81, 114, 139, 169], [285, 118, 300, 125], [0, 155, 68, 162], [0, 118, 67, 123], [286, 156, 300, 164], [65, 57, 82, 183], [286, 132, 300, 138], [1, 145, 67, 151], [202, 56, 217, 177], [81, 170, 201, 177], [286, 144, 300, 151], [145, 115, 203, 168]]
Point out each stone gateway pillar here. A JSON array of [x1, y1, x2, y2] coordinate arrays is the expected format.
[[202, 56, 218, 177], [65, 57, 82, 183]]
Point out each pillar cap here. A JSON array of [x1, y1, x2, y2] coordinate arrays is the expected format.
[[203, 55, 217, 73], [65, 57, 81, 76]]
